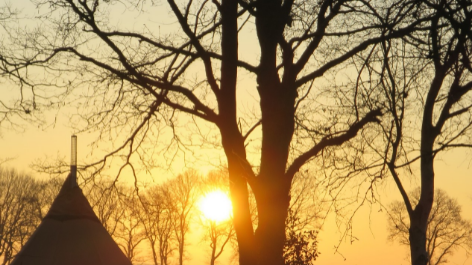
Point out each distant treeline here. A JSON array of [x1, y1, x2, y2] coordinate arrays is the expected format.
[[0, 167, 321, 265]]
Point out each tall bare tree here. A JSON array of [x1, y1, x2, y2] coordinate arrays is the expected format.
[[139, 185, 176, 265], [115, 189, 146, 264], [167, 170, 200, 265], [409, 2, 472, 263], [202, 218, 235, 265], [5, 1, 430, 264], [359, 1, 472, 264]]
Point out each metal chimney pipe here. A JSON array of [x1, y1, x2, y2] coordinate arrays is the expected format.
[[70, 135, 77, 188]]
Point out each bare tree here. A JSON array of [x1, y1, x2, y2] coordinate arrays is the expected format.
[[114, 188, 146, 264], [203, 219, 235, 265], [139, 185, 176, 265], [0, 168, 42, 265], [167, 169, 201, 265], [6, 0, 430, 264], [362, 1, 472, 264], [387, 189, 472, 265]]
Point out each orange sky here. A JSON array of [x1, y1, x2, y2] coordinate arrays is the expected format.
[[1, 1, 472, 264], [0, 117, 470, 265]]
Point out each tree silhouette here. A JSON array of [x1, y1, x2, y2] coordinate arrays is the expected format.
[[3, 0, 430, 264], [387, 189, 472, 265], [361, 1, 472, 264], [138, 185, 175, 265], [115, 189, 146, 263], [167, 170, 201, 265], [0, 167, 60, 265]]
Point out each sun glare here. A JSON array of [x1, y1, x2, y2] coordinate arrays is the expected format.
[[199, 190, 233, 222]]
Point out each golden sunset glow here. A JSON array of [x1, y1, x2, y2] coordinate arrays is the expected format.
[[199, 190, 232, 222]]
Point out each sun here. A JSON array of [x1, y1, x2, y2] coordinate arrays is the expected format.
[[199, 190, 233, 222]]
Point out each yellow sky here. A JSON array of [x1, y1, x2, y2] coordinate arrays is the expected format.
[[0, 115, 471, 265], [1, 1, 472, 264]]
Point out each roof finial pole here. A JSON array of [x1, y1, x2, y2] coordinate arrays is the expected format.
[[70, 135, 77, 188]]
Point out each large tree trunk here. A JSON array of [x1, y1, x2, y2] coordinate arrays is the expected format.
[[253, 177, 291, 265], [220, 0, 302, 264], [409, 135, 435, 265], [254, 74, 296, 265], [409, 70, 443, 265], [227, 160, 257, 265], [409, 209, 429, 265], [219, 1, 258, 264]]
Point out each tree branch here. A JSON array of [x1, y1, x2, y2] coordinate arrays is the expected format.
[[286, 109, 382, 180]]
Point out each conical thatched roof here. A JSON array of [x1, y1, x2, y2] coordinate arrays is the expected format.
[[11, 173, 132, 265]]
